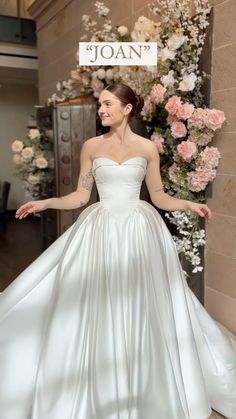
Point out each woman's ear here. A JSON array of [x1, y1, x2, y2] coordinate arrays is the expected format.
[[124, 103, 132, 115]]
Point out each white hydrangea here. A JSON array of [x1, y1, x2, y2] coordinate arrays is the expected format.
[[94, 1, 109, 17], [167, 33, 186, 51], [161, 70, 175, 87], [159, 47, 176, 62]]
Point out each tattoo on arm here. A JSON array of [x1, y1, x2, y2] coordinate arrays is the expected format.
[[81, 169, 94, 191]]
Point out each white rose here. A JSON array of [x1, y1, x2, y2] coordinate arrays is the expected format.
[[22, 147, 34, 161], [106, 69, 114, 80], [179, 73, 197, 92], [117, 25, 128, 36], [35, 156, 48, 169], [11, 140, 23, 153], [13, 154, 22, 164], [56, 81, 61, 91], [131, 16, 160, 42], [28, 174, 40, 185], [161, 70, 175, 87], [28, 128, 40, 140], [167, 34, 186, 51], [96, 68, 106, 79], [159, 47, 176, 62]]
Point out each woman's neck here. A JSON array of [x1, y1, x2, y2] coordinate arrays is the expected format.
[[108, 123, 133, 145]]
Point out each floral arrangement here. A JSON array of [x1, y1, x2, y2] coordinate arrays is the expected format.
[[11, 128, 54, 199], [47, 0, 225, 274]]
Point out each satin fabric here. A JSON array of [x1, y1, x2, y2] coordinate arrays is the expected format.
[[0, 156, 236, 419]]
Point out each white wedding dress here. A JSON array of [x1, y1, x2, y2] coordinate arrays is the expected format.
[[0, 156, 236, 419]]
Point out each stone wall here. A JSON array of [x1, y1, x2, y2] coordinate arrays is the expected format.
[[29, 0, 151, 104], [205, 0, 236, 334]]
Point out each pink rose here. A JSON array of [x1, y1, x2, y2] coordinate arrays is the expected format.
[[165, 95, 182, 115], [177, 140, 198, 162], [177, 103, 194, 120], [204, 109, 226, 131], [167, 114, 179, 125], [171, 121, 187, 138], [150, 84, 166, 105], [150, 132, 165, 154]]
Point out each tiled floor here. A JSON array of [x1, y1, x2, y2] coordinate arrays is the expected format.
[[0, 216, 41, 291]]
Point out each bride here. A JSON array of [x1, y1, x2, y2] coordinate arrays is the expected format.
[[0, 83, 235, 419]]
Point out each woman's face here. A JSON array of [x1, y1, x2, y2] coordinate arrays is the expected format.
[[98, 90, 131, 127]]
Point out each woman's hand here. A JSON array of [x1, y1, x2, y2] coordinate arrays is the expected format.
[[15, 200, 48, 220], [187, 201, 212, 223]]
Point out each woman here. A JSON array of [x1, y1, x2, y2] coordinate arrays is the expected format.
[[0, 83, 235, 419]]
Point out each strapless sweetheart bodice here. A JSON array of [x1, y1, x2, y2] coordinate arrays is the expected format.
[[92, 156, 147, 212]]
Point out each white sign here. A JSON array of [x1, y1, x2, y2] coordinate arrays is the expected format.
[[78, 42, 157, 66]]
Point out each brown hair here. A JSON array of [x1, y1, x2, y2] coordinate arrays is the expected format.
[[104, 83, 144, 120]]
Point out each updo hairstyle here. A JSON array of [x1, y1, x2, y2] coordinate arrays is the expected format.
[[104, 83, 144, 120]]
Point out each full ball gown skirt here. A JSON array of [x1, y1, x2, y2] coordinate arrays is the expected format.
[[0, 157, 236, 419]]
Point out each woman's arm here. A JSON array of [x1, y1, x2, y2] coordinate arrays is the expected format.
[[145, 142, 212, 222], [16, 139, 95, 219]]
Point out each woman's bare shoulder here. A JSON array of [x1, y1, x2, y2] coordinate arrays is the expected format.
[[82, 135, 103, 151], [84, 135, 103, 146], [134, 134, 157, 156]]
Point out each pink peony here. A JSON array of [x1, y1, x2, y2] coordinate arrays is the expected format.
[[150, 84, 166, 105], [150, 132, 165, 154], [177, 103, 194, 120], [177, 140, 198, 162], [204, 109, 226, 131], [187, 108, 208, 129], [165, 95, 182, 115], [188, 168, 217, 192], [171, 121, 187, 138]]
